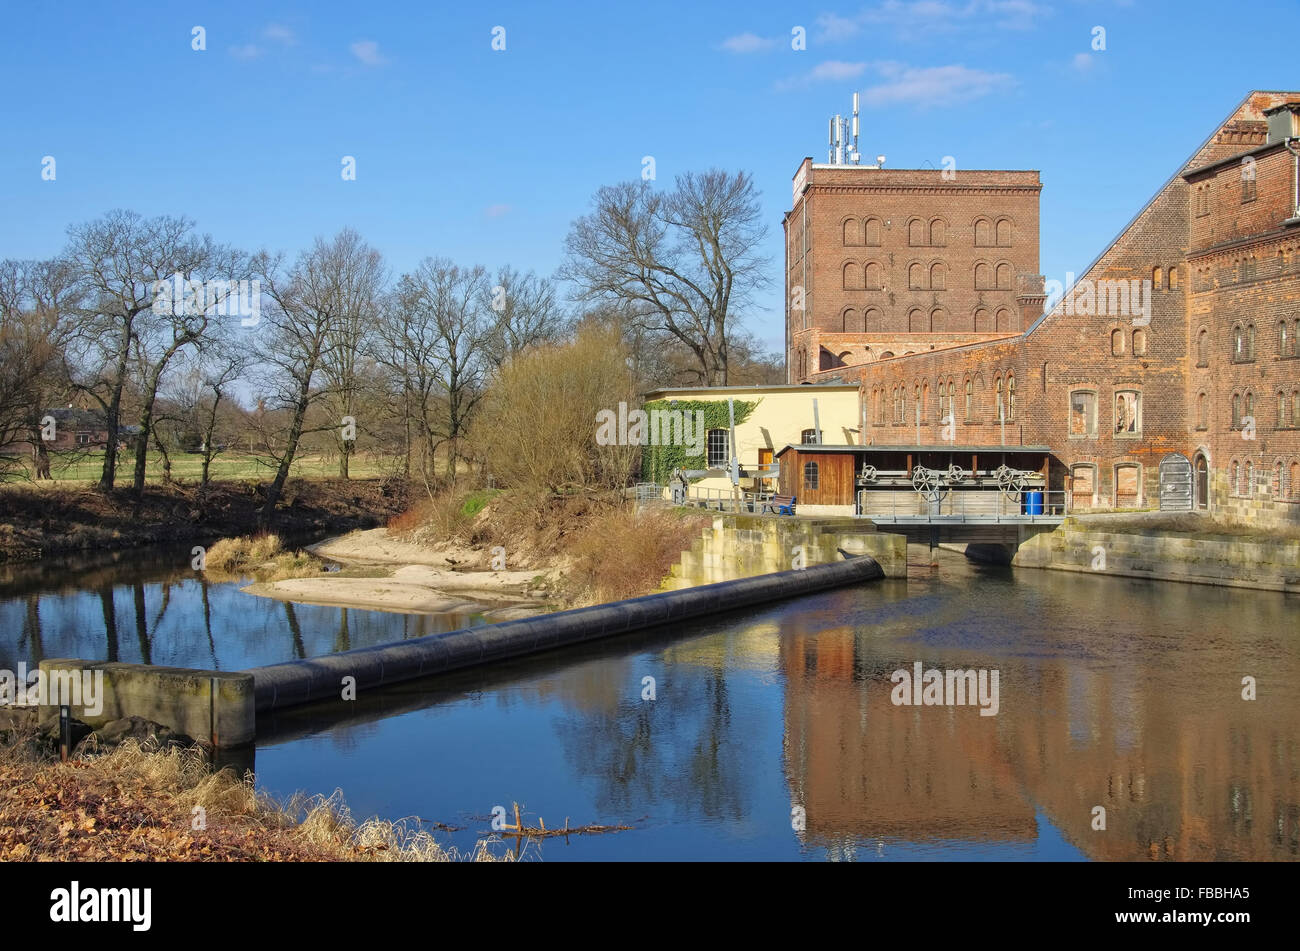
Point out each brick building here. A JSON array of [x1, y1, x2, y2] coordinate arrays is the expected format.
[[784, 160, 1045, 380], [796, 90, 1300, 525]]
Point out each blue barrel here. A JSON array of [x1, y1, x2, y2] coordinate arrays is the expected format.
[[1025, 490, 1044, 515]]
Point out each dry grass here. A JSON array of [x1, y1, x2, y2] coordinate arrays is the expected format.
[[0, 733, 507, 862], [204, 533, 284, 572], [390, 487, 709, 606]]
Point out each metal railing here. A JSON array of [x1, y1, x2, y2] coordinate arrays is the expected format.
[[858, 487, 1068, 522]]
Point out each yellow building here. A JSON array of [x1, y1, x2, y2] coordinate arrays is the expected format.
[[641, 383, 861, 506]]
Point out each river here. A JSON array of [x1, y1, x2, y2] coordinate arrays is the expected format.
[[1, 544, 1296, 861]]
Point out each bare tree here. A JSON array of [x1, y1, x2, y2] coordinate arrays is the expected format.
[[62, 210, 236, 491], [481, 265, 566, 369], [560, 169, 768, 385], [0, 259, 78, 478], [253, 229, 384, 525]]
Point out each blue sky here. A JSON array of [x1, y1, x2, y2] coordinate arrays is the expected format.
[[2, 0, 1296, 354]]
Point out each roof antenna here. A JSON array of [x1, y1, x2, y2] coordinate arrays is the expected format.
[[826, 93, 881, 167]]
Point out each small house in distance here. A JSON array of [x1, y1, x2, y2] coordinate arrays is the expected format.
[[640, 383, 861, 504]]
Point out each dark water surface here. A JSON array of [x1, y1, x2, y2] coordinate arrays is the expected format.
[[2, 546, 1297, 861]]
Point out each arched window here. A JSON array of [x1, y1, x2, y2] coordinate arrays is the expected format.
[[803, 461, 819, 491], [1006, 374, 1016, 420], [1248, 323, 1256, 360], [930, 261, 946, 290], [995, 262, 1012, 289], [1278, 390, 1289, 427], [1230, 459, 1240, 495], [1111, 329, 1126, 356], [936, 381, 947, 421], [930, 308, 946, 331], [975, 262, 991, 289], [1231, 393, 1242, 429], [1245, 460, 1254, 497], [1245, 391, 1255, 423], [994, 375, 1004, 420], [865, 261, 883, 289], [864, 217, 883, 246], [864, 307, 882, 331], [909, 262, 924, 289], [975, 218, 992, 247], [1196, 328, 1209, 366], [843, 261, 862, 290], [929, 218, 945, 246], [908, 218, 925, 246], [1281, 321, 1292, 357], [1153, 266, 1163, 288], [965, 379, 973, 420], [1133, 329, 1147, 356], [841, 307, 859, 332], [995, 218, 1012, 246], [1168, 266, 1178, 289], [842, 218, 862, 245], [974, 307, 990, 331], [1233, 324, 1245, 361], [996, 308, 1013, 332], [1291, 461, 1300, 500], [908, 308, 925, 332]]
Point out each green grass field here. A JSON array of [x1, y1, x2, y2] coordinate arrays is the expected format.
[[1, 449, 392, 486]]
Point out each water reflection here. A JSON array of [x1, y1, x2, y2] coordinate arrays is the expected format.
[[3, 545, 1297, 860]]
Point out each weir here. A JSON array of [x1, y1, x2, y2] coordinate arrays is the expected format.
[[37, 556, 886, 747]]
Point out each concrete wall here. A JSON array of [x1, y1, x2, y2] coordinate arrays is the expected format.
[[668, 514, 907, 588], [1011, 516, 1300, 592], [36, 660, 255, 747]]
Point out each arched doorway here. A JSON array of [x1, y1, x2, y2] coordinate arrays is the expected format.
[[1194, 453, 1209, 510]]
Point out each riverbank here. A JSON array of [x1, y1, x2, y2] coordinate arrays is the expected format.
[[0, 479, 408, 562], [0, 716, 500, 861], [241, 527, 555, 619]]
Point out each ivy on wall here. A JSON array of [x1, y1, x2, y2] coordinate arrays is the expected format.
[[639, 398, 760, 485]]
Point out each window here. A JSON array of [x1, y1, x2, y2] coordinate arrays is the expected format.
[[1242, 175, 1257, 203], [995, 219, 1012, 247], [1168, 266, 1178, 290], [930, 262, 946, 290], [996, 263, 1012, 289], [909, 262, 924, 289], [1279, 391, 1290, 428], [1069, 390, 1097, 437], [1132, 329, 1147, 356], [707, 429, 729, 468], [1231, 459, 1240, 495], [1232, 393, 1242, 429], [1111, 329, 1126, 356], [864, 217, 882, 246], [994, 375, 1003, 420], [865, 261, 883, 289], [1245, 391, 1255, 425], [1294, 389, 1300, 428], [800, 428, 818, 445], [1245, 460, 1254, 497], [842, 219, 862, 246], [1070, 464, 1096, 508], [929, 219, 945, 246], [974, 218, 992, 247], [1114, 390, 1141, 435], [965, 379, 973, 419], [1196, 328, 1209, 367], [1115, 464, 1141, 507], [1233, 324, 1255, 362], [1006, 374, 1016, 420], [1153, 266, 1163, 289], [975, 262, 991, 289], [76, 432, 92, 446], [803, 461, 819, 491], [1282, 320, 1296, 358], [908, 218, 925, 246], [1292, 461, 1300, 500]]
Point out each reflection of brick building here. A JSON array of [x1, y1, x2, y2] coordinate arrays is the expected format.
[[791, 91, 1300, 523]]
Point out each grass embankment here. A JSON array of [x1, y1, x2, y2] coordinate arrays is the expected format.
[[2, 450, 390, 486], [0, 477, 407, 561], [390, 489, 711, 606], [0, 730, 501, 862]]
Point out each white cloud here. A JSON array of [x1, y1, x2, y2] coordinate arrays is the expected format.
[[777, 59, 869, 90], [816, 0, 1050, 41], [720, 31, 776, 53], [350, 40, 388, 67], [228, 43, 262, 60], [263, 24, 297, 45], [861, 62, 1016, 106], [1071, 51, 1094, 71]]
